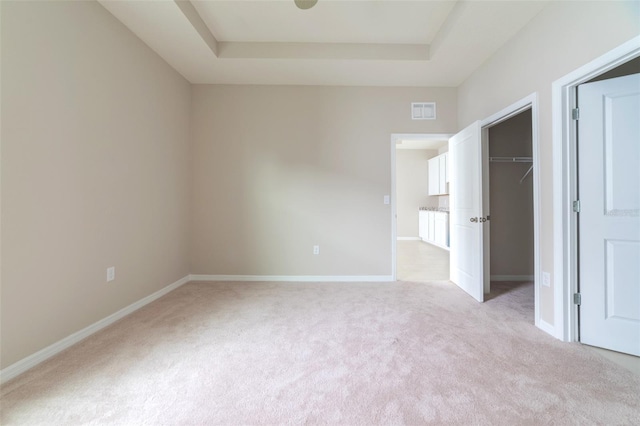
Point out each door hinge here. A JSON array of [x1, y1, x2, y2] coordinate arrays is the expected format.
[[572, 200, 580, 213], [572, 108, 580, 120], [573, 293, 581, 305]]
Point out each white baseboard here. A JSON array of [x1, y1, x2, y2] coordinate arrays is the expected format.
[[536, 318, 558, 338], [397, 237, 421, 241], [189, 274, 395, 283], [490, 275, 534, 282], [0, 275, 190, 385]]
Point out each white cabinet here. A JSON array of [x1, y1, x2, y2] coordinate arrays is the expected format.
[[428, 153, 449, 195], [427, 211, 435, 242], [418, 210, 449, 250], [444, 152, 450, 183], [434, 212, 448, 248], [428, 157, 439, 196], [439, 153, 448, 193], [418, 211, 428, 240]]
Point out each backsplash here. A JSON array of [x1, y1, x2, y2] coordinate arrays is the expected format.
[[419, 206, 449, 212], [420, 195, 449, 212]]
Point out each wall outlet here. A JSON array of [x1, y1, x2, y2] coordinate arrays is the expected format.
[[313, 245, 320, 255], [383, 195, 390, 205], [542, 271, 551, 288], [107, 267, 115, 282]]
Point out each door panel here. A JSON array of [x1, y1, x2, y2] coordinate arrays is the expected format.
[[604, 92, 640, 213], [449, 121, 484, 302], [605, 240, 640, 321], [578, 73, 640, 356]]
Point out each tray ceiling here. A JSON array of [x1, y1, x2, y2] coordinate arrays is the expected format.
[[98, 0, 549, 86]]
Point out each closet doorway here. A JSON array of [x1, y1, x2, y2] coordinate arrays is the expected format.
[[483, 109, 535, 322]]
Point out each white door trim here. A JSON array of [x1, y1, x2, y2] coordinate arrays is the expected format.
[[391, 140, 397, 280], [552, 35, 640, 342], [480, 93, 542, 332]]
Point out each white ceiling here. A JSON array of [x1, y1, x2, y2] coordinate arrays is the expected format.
[[98, 0, 549, 86]]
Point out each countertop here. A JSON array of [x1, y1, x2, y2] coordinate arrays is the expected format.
[[419, 207, 449, 213]]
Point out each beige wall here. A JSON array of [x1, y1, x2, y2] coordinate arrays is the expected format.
[[396, 149, 439, 238], [458, 0, 640, 324], [190, 85, 457, 276], [1, 1, 191, 368], [489, 111, 534, 277]]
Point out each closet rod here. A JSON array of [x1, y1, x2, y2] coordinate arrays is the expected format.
[[489, 156, 532, 163]]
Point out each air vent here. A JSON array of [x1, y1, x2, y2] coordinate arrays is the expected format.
[[411, 102, 436, 120]]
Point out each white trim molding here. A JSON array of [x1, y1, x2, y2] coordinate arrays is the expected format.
[[552, 35, 640, 343], [189, 274, 395, 283], [537, 319, 556, 337], [391, 138, 398, 281], [397, 237, 421, 241], [0, 275, 191, 385]]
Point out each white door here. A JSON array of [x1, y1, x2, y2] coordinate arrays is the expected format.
[[449, 121, 484, 302], [578, 73, 640, 356]]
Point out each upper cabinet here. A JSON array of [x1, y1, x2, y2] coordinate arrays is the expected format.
[[428, 157, 439, 195], [428, 152, 449, 195]]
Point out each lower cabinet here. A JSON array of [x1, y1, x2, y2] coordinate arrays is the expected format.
[[434, 213, 448, 247], [418, 211, 449, 249], [418, 211, 428, 240]]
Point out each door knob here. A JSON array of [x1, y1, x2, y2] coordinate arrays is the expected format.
[[470, 217, 478, 223]]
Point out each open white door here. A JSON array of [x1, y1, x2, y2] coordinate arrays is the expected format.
[[449, 121, 484, 302], [578, 73, 640, 356]]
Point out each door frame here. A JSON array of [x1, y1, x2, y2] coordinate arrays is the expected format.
[[552, 35, 640, 342], [479, 93, 542, 329], [390, 133, 453, 281]]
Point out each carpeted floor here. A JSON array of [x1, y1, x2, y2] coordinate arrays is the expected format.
[[1, 280, 639, 425]]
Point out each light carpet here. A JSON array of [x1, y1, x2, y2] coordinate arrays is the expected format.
[[1, 280, 639, 425]]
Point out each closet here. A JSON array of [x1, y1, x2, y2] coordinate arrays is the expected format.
[[487, 110, 534, 284]]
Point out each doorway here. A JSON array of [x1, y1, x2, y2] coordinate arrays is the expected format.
[[391, 133, 452, 282], [445, 94, 541, 320], [483, 109, 535, 322], [552, 36, 640, 349]]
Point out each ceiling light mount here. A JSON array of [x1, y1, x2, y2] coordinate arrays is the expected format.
[[294, 0, 318, 10]]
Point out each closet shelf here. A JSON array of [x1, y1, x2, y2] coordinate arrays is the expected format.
[[489, 156, 532, 163]]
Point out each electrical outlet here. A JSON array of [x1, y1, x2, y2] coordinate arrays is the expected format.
[[383, 195, 390, 205], [107, 267, 115, 282], [542, 272, 551, 288], [313, 245, 320, 255]]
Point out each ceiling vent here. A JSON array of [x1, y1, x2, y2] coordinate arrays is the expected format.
[[411, 102, 436, 120]]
